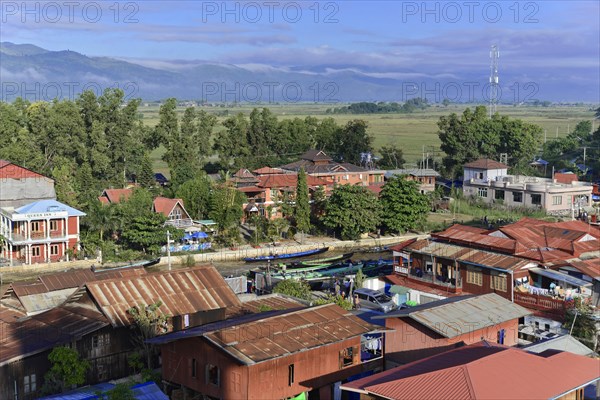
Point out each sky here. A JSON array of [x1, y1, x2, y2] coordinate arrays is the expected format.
[[1, 0, 599, 102]]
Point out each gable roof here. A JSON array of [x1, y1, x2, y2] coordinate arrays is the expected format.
[[86, 265, 241, 327], [15, 199, 85, 217], [256, 173, 331, 189], [253, 167, 285, 175], [99, 188, 133, 204], [375, 293, 531, 338], [342, 342, 600, 400], [463, 158, 509, 170], [202, 303, 385, 365], [524, 334, 596, 357], [0, 160, 51, 180], [153, 197, 190, 218], [300, 149, 332, 162]]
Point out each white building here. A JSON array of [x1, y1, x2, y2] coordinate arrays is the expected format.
[[462, 159, 592, 214]]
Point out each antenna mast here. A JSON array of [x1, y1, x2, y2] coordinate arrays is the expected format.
[[489, 44, 499, 117]]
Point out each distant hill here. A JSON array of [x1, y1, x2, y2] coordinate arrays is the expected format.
[[0, 42, 595, 103]]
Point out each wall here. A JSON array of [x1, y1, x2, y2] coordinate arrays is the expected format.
[[385, 317, 519, 364], [459, 266, 512, 301], [162, 336, 381, 400]]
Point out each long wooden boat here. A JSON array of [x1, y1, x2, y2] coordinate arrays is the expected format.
[[296, 252, 354, 266], [244, 247, 329, 263]]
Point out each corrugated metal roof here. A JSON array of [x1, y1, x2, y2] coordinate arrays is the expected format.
[[343, 342, 600, 400], [378, 294, 531, 338], [406, 240, 533, 271], [463, 158, 508, 169], [203, 303, 384, 365], [524, 334, 596, 357], [15, 199, 85, 216], [86, 265, 241, 327], [0, 301, 108, 366]]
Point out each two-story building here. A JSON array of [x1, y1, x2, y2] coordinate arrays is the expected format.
[[280, 150, 385, 187], [0, 200, 85, 266], [462, 158, 593, 214], [384, 169, 440, 194], [152, 303, 386, 400]]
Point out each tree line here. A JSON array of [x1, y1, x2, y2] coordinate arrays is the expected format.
[[325, 98, 430, 114]]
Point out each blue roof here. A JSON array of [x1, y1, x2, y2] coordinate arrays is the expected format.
[[15, 199, 86, 217], [132, 382, 169, 400]]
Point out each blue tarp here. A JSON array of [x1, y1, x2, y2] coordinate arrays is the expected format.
[[191, 231, 208, 239], [39, 382, 168, 400]]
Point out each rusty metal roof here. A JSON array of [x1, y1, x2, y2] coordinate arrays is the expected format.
[[406, 240, 534, 271], [224, 294, 306, 319], [376, 293, 531, 338], [86, 265, 241, 327], [0, 301, 108, 367], [204, 303, 384, 365]]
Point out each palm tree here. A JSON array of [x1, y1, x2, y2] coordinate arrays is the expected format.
[[84, 200, 119, 242]]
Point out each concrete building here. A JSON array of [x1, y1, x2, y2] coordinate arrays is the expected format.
[[0, 160, 56, 208], [0, 200, 85, 265], [462, 158, 593, 214]]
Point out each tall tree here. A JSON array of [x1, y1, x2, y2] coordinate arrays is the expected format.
[[295, 168, 311, 234], [176, 175, 213, 220], [209, 183, 245, 245], [214, 113, 250, 169], [322, 185, 381, 240], [334, 119, 373, 164], [379, 177, 430, 233], [378, 144, 405, 169], [138, 153, 155, 189]]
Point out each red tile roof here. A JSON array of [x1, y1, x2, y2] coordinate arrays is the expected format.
[[256, 173, 331, 189], [0, 160, 50, 180], [99, 188, 133, 204], [153, 197, 188, 218], [463, 158, 508, 170], [343, 342, 600, 400], [554, 172, 579, 184], [432, 218, 600, 263], [253, 167, 285, 175]]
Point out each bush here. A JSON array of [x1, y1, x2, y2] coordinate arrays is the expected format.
[[313, 294, 353, 310], [273, 279, 311, 300]]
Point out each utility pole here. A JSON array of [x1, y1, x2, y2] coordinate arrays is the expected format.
[[166, 230, 171, 271]]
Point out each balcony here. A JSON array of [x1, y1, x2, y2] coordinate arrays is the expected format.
[[513, 291, 570, 317], [9, 231, 66, 242], [407, 268, 462, 288]]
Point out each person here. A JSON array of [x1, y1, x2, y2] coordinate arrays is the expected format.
[[334, 280, 341, 296], [354, 293, 360, 310]]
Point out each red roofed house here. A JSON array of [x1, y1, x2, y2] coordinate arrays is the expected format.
[[341, 341, 600, 400], [374, 293, 531, 365], [0, 160, 56, 208], [153, 197, 192, 228], [462, 158, 592, 214], [238, 172, 333, 220], [97, 188, 133, 204], [151, 303, 386, 400]]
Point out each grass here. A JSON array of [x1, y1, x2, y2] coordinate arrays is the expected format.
[[140, 103, 596, 169]]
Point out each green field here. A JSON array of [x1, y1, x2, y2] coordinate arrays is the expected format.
[[141, 103, 596, 174]]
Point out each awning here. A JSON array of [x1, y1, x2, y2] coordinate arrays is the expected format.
[[389, 285, 410, 295], [530, 268, 592, 287]]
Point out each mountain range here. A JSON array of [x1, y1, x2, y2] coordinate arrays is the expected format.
[[0, 42, 594, 103]]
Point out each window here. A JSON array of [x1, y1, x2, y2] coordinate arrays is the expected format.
[[24, 374, 36, 393], [478, 172, 484, 179], [466, 268, 482, 286], [184, 314, 190, 328], [544, 324, 550, 332], [490, 274, 507, 292], [190, 358, 197, 378], [92, 333, 110, 348], [288, 364, 294, 386], [31, 221, 40, 232], [552, 196, 562, 205], [31, 246, 41, 257], [495, 190, 505, 200], [50, 220, 58, 231], [50, 245, 59, 256], [531, 194, 542, 205], [206, 364, 220, 386], [513, 191, 523, 203], [477, 187, 488, 198], [340, 347, 354, 368]]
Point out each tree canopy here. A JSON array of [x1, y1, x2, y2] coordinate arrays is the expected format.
[[322, 185, 381, 240], [379, 177, 430, 233]]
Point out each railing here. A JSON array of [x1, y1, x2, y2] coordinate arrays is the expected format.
[[165, 219, 194, 228], [514, 291, 567, 314], [50, 231, 66, 238]]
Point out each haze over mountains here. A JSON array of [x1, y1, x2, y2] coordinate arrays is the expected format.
[[0, 42, 595, 103]]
